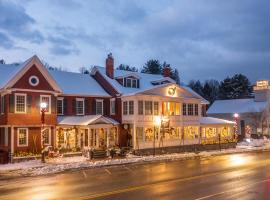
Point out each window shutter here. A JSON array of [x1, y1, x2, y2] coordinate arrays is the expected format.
[[64, 99, 68, 115], [85, 99, 89, 114], [9, 94, 14, 113], [92, 100, 96, 115], [123, 78, 126, 87], [36, 96, 40, 112], [51, 96, 56, 114], [72, 99, 76, 114], [103, 100, 107, 116], [27, 95, 32, 113], [137, 79, 140, 88]]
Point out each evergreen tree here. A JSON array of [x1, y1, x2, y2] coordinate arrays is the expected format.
[[219, 74, 252, 99], [0, 59, 5, 64], [117, 64, 138, 72], [141, 59, 162, 74], [188, 80, 204, 96], [202, 80, 220, 104], [171, 69, 180, 85]]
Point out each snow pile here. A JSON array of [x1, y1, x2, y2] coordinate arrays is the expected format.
[[237, 138, 270, 148]]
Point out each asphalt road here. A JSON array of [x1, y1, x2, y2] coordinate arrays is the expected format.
[[1, 152, 270, 200]]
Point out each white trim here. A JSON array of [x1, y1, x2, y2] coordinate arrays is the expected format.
[[28, 75, 39, 87], [15, 93, 27, 114], [125, 78, 138, 88], [17, 128, 28, 147], [40, 95, 51, 114], [76, 98, 85, 116], [11, 126, 14, 154], [96, 99, 104, 115], [43, 128, 51, 145], [4, 127, 8, 146]]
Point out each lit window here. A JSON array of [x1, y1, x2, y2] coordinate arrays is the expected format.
[[188, 104, 194, 116], [76, 98, 84, 115], [123, 101, 128, 115], [136, 127, 144, 141], [168, 102, 175, 115], [175, 103, 180, 115], [183, 103, 187, 116], [96, 99, 103, 115], [17, 128, 28, 146], [138, 101, 143, 115], [40, 95, 51, 113], [154, 102, 159, 115], [129, 101, 134, 115], [110, 99, 116, 115], [15, 94, 26, 113], [43, 128, 51, 145], [145, 101, 152, 115], [57, 98, 64, 115]]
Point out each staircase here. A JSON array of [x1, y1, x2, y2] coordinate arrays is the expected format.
[[92, 149, 107, 159]]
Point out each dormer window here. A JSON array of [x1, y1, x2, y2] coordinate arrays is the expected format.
[[124, 77, 139, 88]]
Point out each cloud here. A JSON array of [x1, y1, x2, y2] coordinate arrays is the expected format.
[[48, 36, 80, 55], [0, 1, 44, 43], [0, 32, 14, 49]]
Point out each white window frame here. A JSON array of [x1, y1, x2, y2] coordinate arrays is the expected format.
[[40, 95, 51, 114], [43, 128, 51, 145], [15, 93, 27, 114], [123, 101, 128, 115], [126, 78, 137, 88], [76, 98, 85, 116], [96, 99, 104, 115], [17, 128, 28, 147], [110, 98, 116, 115], [129, 101, 134, 115], [57, 97, 64, 115]]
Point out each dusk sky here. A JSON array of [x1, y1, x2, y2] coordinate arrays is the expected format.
[[0, 0, 270, 84]]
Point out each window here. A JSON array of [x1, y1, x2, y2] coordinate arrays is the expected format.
[[125, 78, 138, 88], [0, 128, 5, 146], [154, 102, 159, 115], [76, 98, 85, 115], [110, 99, 116, 115], [123, 101, 128, 115], [195, 104, 198, 116], [42, 128, 51, 145], [15, 93, 26, 113], [175, 103, 180, 115], [188, 104, 194, 116], [138, 101, 144, 115], [145, 101, 152, 115], [96, 99, 103, 115], [29, 75, 39, 86], [183, 103, 187, 116], [136, 127, 144, 142], [40, 95, 51, 113], [0, 96, 4, 114], [162, 102, 176, 116], [129, 101, 134, 115], [17, 128, 28, 146], [57, 98, 64, 115]]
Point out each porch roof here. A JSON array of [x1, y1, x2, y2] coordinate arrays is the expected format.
[[200, 117, 235, 126], [57, 115, 119, 126]]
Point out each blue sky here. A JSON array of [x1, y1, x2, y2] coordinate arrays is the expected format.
[[0, 0, 270, 83]]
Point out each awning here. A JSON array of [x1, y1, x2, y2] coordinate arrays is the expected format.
[[57, 115, 119, 126], [200, 117, 235, 125]]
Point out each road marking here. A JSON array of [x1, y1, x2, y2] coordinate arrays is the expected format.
[[105, 169, 112, 175], [124, 166, 134, 174], [78, 159, 270, 200], [82, 171, 87, 179], [194, 178, 270, 200]]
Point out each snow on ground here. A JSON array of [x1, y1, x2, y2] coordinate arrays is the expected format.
[[1, 139, 270, 177]]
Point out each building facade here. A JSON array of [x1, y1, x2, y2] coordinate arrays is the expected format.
[[0, 54, 235, 162]]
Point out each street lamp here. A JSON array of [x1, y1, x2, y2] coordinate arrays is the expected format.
[[153, 116, 162, 156], [233, 113, 239, 141], [40, 102, 47, 163]]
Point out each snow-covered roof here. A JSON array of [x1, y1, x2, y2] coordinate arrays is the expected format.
[[49, 70, 110, 97], [207, 99, 268, 114], [200, 117, 235, 125], [58, 115, 119, 126]]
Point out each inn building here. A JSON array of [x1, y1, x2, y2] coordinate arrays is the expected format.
[[0, 54, 235, 162]]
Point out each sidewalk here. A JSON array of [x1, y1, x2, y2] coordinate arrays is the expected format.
[[0, 139, 269, 178]]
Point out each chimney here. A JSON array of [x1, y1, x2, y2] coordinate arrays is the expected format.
[[106, 53, 114, 79], [163, 66, 171, 77]]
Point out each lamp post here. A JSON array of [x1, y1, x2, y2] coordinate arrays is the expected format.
[[233, 113, 239, 141], [154, 116, 162, 156], [40, 102, 47, 163]]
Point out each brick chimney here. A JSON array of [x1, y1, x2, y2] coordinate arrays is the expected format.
[[163, 66, 171, 77], [106, 53, 114, 79]]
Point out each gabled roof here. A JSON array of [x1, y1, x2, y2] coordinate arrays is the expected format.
[[207, 98, 268, 114], [0, 55, 62, 92], [57, 115, 119, 126]]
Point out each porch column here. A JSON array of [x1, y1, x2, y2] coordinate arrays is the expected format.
[[10, 126, 14, 163], [96, 129, 99, 148], [87, 128, 90, 148], [106, 128, 110, 148], [133, 123, 136, 150]]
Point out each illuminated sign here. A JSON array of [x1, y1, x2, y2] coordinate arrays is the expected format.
[[168, 87, 176, 96], [257, 80, 269, 87]]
